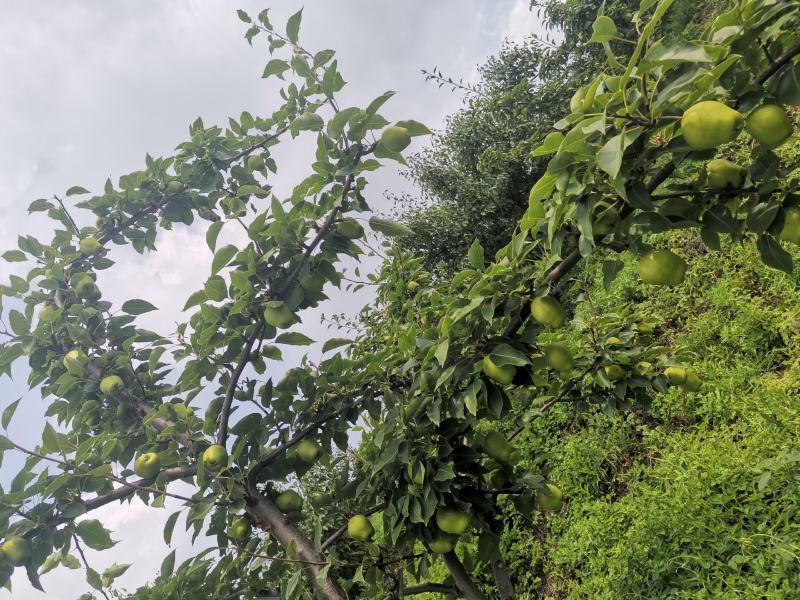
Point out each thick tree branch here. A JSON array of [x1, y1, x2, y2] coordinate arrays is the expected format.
[[442, 552, 487, 600], [755, 40, 800, 85]]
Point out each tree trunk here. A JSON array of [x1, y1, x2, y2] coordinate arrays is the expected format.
[[482, 519, 517, 600], [442, 552, 487, 600], [242, 487, 347, 600]]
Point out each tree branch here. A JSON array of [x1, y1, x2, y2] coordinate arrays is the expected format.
[[442, 552, 487, 600], [73, 534, 111, 600], [755, 40, 800, 85]]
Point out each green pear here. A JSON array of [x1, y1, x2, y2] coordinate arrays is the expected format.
[[638, 250, 687, 286], [605, 365, 626, 381], [228, 517, 252, 541], [746, 105, 793, 149], [166, 180, 183, 193], [536, 483, 564, 512], [296, 439, 321, 463], [705, 159, 745, 189], [134, 452, 161, 479], [79, 236, 102, 255], [1, 536, 31, 566], [436, 507, 470, 535], [274, 490, 304, 513], [531, 296, 567, 328], [406, 280, 419, 293], [480, 430, 517, 464], [681, 101, 743, 150], [99, 375, 124, 395], [247, 154, 266, 171], [780, 207, 800, 244], [38, 305, 59, 323], [663, 367, 687, 385], [202, 444, 228, 472], [381, 126, 411, 152], [63, 350, 89, 376], [681, 370, 702, 392], [428, 533, 458, 554], [263, 302, 294, 329], [346, 515, 375, 541], [335, 218, 364, 239], [75, 276, 101, 301], [482, 355, 515, 385], [544, 344, 573, 372]]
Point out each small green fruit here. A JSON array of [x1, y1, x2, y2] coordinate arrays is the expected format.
[[406, 280, 419, 293], [681, 101, 744, 150], [638, 250, 687, 286], [746, 105, 793, 149], [1, 536, 31, 566], [664, 367, 687, 385], [705, 159, 745, 189], [436, 508, 470, 535], [75, 276, 101, 301], [482, 355, 516, 385], [681, 370, 702, 392], [780, 207, 800, 244], [536, 483, 564, 512], [336, 218, 364, 239], [228, 517, 252, 541], [166, 180, 183, 193], [428, 533, 458, 554], [347, 515, 375, 541], [38, 305, 59, 323], [263, 302, 294, 329], [309, 492, 331, 508], [134, 452, 161, 479], [202, 444, 228, 472], [531, 296, 566, 328], [274, 490, 304, 513], [100, 375, 124, 395], [481, 431, 517, 464], [63, 350, 89, 376], [381, 126, 411, 152], [247, 154, 266, 171], [605, 365, 626, 381], [296, 439, 321, 463], [79, 237, 102, 255], [544, 344, 573, 372]]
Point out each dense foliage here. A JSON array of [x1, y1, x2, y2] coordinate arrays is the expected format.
[[0, 1, 798, 599], [395, 0, 717, 276]]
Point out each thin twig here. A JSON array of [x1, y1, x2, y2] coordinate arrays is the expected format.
[[73, 534, 111, 600]]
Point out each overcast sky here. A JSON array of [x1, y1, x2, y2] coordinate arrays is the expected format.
[[0, 1, 545, 597]]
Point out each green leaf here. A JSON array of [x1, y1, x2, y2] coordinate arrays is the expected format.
[[602, 259, 624, 292], [596, 128, 641, 178], [183, 290, 207, 311], [322, 338, 353, 353], [464, 380, 480, 416], [163, 511, 180, 546], [588, 15, 618, 43], [368, 217, 414, 237], [275, 332, 314, 346], [206, 221, 224, 251], [286, 9, 302, 43], [77, 519, 116, 550], [102, 563, 130, 586], [2, 398, 21, 429], [531, 131, 564, 157], [262, 59, 290, 80], [756, 235, 793, 274], [468, 239, 485, 269], [8, 310, 29, 336], [66, 186, 90, 196], [434, 339, 449, 367], [86, 567, 103, 591], [121, 299, 158, 315], [236, 9, 251, 23], [490, 344, 529, 367], [161, 549, 176, 579], [394, 120, 431, 136], [211, 244, 238, 275], [2, 250, 26, 262]]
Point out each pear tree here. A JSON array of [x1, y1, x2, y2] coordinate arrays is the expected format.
[[0, 1, 797, 599]]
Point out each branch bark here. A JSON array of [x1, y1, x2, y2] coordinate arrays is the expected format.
[[442, 552, 487, 600]]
